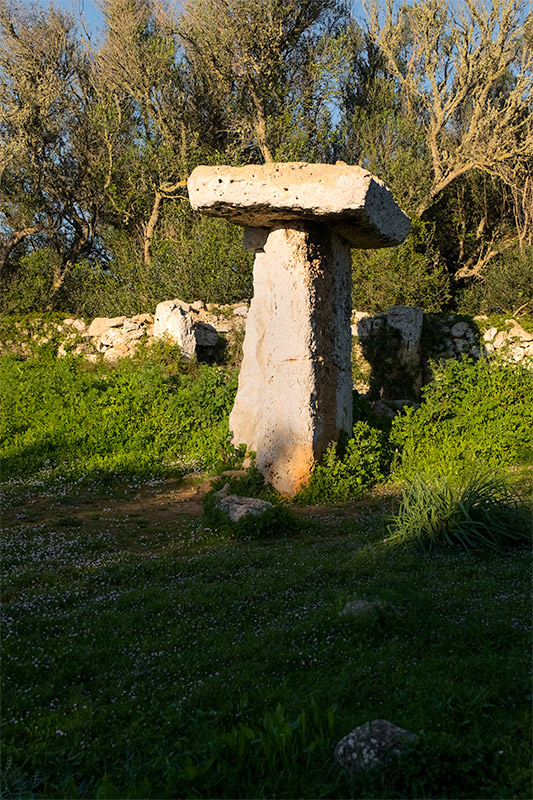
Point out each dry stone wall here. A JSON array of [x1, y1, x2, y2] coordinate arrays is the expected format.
[[351, 307, 533, 415], [1, 301, 248, 362], [3, 304, 531, 374]]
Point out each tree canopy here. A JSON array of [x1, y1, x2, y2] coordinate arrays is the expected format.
[[1, 0, 531, 316]]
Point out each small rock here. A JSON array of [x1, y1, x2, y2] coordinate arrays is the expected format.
[[214, 484, 273, 523], [63, 318, 86, 333], [450, 321, 471, 338], [232, 305, 249, 317], [334, 720, 417, 779], [493, 330, 509, 349], [482, 326, 498, 342], [508, 323, 533, 342], [87, 316, 126, 338], [340, 600, 385, 618], [370, 400, 396, 418], [122, 318, 142, 334], [131, 313, 153, 324]]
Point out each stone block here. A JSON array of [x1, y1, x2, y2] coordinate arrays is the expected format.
[[335, 720, 417, 778], [153, 300, 196, 360], [229, 223, 353, 496], [188, 162, 410, 248]]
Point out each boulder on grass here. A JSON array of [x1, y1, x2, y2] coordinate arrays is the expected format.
[[153, 299, 196, 360], [334, 719, 417, 779], [214, 483, 272, 523]]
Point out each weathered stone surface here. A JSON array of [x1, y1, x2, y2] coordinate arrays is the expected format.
[[493, 331, 508, 349], [86, 316, 126, 338], [232, 304, 249, 317], [229, 222, 353, 495], [483, 326, 498, 342], [188, 162, 410, 249], [334, 720, 417, 779], [214, 484, 273, 522], [193, 321, 219, 347], [450, 321, 471, 338], [153, 299, 196, 360], [63, 318, 86, 333], [509, 323, 533, 341], [242, 226, 269, 252], [387, 305, 423, 351]]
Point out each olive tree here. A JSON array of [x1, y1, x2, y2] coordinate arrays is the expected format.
[[0, 0, 111, 303], [364, 0, 533, 276]]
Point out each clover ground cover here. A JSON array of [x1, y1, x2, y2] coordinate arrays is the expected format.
[[1, 480, 531, 799]]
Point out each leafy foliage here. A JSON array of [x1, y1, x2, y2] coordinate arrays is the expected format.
[[296, 421, 392, 504], [387, 471, 530, 551], [457, 243, 533, 316], [391, 357, 533, 479], [351, 219, 451, 313], [1, 0, 531, 315], [0, 351, 239, 483]]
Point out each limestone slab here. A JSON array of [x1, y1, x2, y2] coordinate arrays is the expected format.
[[188, 162, 410, 248]]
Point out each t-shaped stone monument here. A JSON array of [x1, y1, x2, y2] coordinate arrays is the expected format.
[[188, 162, 410, 495]]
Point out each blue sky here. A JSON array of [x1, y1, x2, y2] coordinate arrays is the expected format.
[[36, 0, 104, 38]]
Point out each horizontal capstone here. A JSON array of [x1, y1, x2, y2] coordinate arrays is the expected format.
[[188, 162, 410, 248]]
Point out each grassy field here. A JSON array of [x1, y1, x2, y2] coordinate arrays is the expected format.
[[1, 349, 531, 798], [2, 473, 531, 798]]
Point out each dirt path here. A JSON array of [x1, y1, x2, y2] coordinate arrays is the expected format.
[[4, 474, 400, 531]]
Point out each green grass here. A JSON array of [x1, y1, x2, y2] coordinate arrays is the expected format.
[[1, 478, 531, 799], [0, 348, 240, 489], [1, 349, 532, 797]]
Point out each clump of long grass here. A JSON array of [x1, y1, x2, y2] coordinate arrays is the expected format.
[[386, 471, 530, 552]]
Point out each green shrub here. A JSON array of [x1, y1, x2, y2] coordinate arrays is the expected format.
[[296, 421, 391, 505], [386, 471, 530, 552], [351, 219, 451, 313], [391, 357, 532, 479], [457, 243, 533, 316]]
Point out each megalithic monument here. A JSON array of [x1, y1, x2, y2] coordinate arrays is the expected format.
[[188, 162, 410, 496]]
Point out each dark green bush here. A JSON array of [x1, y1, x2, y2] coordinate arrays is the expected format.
[[457, 244, 533, 316], [296, 421, 392, 505]]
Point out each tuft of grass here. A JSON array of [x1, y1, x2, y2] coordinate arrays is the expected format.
[[386, 471, 531, 552]]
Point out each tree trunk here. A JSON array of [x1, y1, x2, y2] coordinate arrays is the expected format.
[[250, 86, 273, 163], [0, 226, 40, 274], [144, 191, 163, 266]]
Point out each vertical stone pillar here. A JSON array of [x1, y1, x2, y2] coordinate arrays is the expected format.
[[230, 223, 352, 495]]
